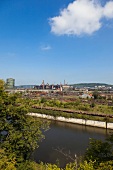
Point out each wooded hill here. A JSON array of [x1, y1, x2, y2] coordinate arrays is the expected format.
[[71, 83, 113, 88]]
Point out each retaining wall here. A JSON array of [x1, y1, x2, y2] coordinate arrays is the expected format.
[[28, 113, 113, 129]]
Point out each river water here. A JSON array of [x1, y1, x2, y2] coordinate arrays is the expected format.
[[32, 120, 112, 168]]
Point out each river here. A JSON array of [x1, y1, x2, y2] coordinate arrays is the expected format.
[[32, 120, 112, 168]]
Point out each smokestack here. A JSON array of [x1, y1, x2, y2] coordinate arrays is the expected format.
[[42, 80, 44, 89], [64, 80, 65, 85]]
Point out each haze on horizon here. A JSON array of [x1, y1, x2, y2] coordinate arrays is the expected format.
[[0, 0, 113, 85]]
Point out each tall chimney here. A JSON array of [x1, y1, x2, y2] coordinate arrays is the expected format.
[[64, 80, 65, 85], [42, 80, 44, 89]]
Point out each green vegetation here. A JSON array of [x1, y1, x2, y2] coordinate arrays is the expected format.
[[71, 83, 113, 88], [30, 107, 113, 122], [83, 136, 113, 169], [0, 80, 49, 169], [1, 79, 113, 169], [29, 96, 113, 122], [31, 97, 113, 115]]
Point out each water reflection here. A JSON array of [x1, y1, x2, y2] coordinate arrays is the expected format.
[[33, 120, 112, 168]]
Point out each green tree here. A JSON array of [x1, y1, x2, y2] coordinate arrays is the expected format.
[[65, 162, 76, 170], [0, 79, 5, 90], [0, 149, 16, 170], [98, 160, 113, 170], [92, 90, 99, 100], [78, 160, 95, 170], [84, 137, 113, 167], [0, 82, 49, 164]]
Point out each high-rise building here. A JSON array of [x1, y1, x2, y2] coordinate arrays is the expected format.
[[6, 78, 15, 89]]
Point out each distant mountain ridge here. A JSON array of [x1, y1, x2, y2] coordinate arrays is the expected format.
[[71, 83, 113, 88]]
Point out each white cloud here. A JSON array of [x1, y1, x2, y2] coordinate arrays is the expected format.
[[41, 45, 52, 51], [49, 0, 113, 36], [104, 1, 113, 18]]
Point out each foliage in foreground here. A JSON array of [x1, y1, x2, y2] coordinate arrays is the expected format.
[[1, 151, 113, 170], [85, 136, 113, 165], [0, 79, 113, 170], [0, 80, 49, 166]]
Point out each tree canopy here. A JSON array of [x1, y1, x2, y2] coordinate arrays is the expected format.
[[0, 80, 49, 168]]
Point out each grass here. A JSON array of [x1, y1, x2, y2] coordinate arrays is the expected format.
[[29, 107, 113, 123]]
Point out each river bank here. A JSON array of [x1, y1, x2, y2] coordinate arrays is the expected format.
[[28, 113, 113, 129], [32, 106, 113, 118], [32, 120, 109, 168]]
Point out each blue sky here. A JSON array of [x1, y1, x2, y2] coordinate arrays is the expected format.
[[0, 0, 113, 85]]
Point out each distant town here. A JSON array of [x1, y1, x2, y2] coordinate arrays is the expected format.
[[4, 78, 113, 102]]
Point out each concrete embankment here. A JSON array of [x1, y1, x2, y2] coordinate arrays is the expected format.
[[28, 113, 113, 130]]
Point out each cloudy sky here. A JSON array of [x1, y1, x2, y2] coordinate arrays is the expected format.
[[0, 0, 113, 85]]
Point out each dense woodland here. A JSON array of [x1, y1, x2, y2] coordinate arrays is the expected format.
[[0, 79, 113, 170]]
